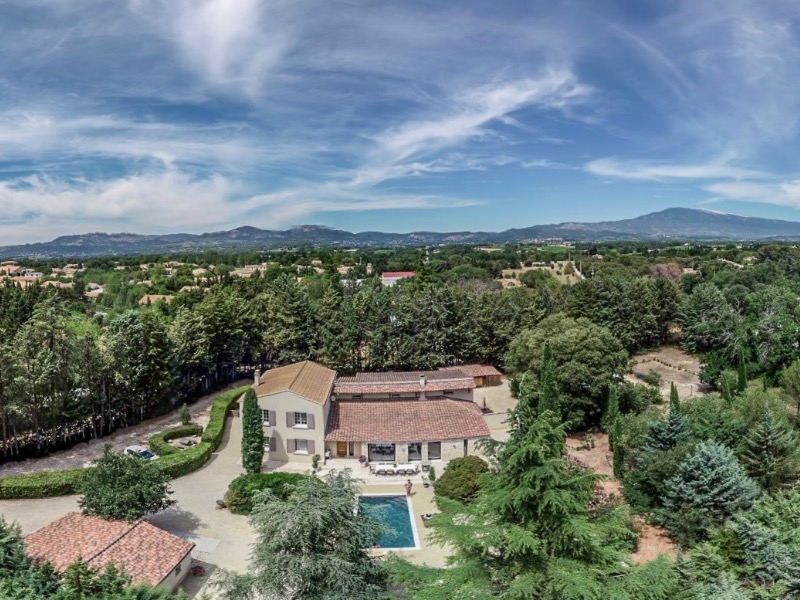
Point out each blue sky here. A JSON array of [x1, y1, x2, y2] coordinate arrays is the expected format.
[[2, 0, 800, 243]]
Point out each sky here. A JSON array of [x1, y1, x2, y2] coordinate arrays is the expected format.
[[2, 0, 800, 243]]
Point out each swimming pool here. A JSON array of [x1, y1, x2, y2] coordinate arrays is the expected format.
[[359, 494, 420, 550]]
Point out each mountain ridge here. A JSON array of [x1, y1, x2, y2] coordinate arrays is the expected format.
[[3, 207, 800, 259]]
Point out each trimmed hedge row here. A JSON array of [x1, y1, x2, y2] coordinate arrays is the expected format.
[[0, 468, 87, 499], [0, 385, 248, 499], [202, 386, 248, 450], [149, 424, 204, 457]]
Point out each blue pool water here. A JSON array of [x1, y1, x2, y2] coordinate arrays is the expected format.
[[359, 495, 416, 549]]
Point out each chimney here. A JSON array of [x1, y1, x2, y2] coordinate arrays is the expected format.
[[419, 375, 426, 399], [254, 370, 261, 386]]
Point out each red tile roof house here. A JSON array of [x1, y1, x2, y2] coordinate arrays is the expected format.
[[254, 362, 491, 468], [380, 271, 415, 287], [25, 513, 194, 593]]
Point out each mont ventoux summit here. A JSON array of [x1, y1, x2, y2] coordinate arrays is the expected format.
[[4, 207, 800, 259]]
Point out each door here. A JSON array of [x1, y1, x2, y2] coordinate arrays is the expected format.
[[337, 441, 347, 457]]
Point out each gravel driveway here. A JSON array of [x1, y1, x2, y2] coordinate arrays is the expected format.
[[0, 381, 249, 476]]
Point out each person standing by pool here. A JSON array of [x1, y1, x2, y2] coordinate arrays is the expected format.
[[405, 479, 413, 496]]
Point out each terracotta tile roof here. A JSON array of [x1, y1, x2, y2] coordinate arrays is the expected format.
[[25, 513, 194, 587], [325, 397, 490, 442], [138, 294, 174, 305], [440, 364, 502, 378], [256, 361, 336, 405], [333, 370, 474, 395], [381, 271, 416, 278]]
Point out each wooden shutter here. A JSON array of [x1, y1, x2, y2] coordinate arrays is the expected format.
[[287, 439, 296, 453], [269, 437, 276, 452], [307, 414, 315, 430], [308, 440, 316, 455], [286, 412, 294, 427], [269, 411, 276, 427]]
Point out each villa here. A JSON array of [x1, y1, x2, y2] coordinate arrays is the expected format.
[[254, 361, 492, 467]]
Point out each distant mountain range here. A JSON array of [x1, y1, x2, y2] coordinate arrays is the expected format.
[[3, 208, 800, 259]]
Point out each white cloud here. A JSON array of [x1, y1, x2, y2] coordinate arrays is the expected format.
[[705, 179, 800, 208], [374, 71, 591, 162], [585, 158, 768, 181]]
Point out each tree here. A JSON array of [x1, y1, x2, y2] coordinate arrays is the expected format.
[[538, 340, 560, 416], [737, 348, 748, 394], [664, 441, 760, 544], [669, 382, 680, 414], [218, 470, 388, 600], [434, 456, 489, 504], [642, 406, 689, 454], [605, 385, 620, 444], [679, 283, 740, 356], [241, 388, 264, 474], [79, 446, 175, 521], [780, 359, 800, 416], [742, 410, 800, 491], [506, 315, 629, 428]]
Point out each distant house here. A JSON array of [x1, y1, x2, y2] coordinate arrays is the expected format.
[[25, 512, 194, 592], [138, 294, 175, 306], [439, 364, 503, 388], [380, 271, 415, 286], [255, 361, 490, 466]]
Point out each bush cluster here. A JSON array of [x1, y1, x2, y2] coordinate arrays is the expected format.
[[434, 455, 489, 504], [149, 423, 204, 456], [203, 387, 248, 450], [0, 468, 87, 499], [224, 472, 308, 514]]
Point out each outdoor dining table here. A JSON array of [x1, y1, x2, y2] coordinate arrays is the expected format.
[[371, 462, 418, 475]]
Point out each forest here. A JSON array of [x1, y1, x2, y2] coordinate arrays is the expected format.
[[5, 241, 800, 596]]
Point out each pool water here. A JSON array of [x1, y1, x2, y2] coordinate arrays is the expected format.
[[359, 495, 417, 549]]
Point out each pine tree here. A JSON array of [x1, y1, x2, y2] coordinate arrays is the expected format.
[[737, 348, 748, 395], [743, 409, 800, 491], [605, 386, 620, 435], [643, 409, 690, 453], [664, 441, 760, 544], [241, 388, 264, 474]]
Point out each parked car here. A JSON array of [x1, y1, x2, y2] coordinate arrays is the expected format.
[[124, 445, 157, 460]]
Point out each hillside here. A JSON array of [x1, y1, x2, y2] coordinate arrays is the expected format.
[[3, 208, 800, 258]]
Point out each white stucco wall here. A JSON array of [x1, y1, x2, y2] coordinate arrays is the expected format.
[[157, 552, 192, 592], [257, 390, 326, 463]]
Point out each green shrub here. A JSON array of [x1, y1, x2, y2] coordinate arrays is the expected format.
[[224, 472, 308, 514], [202, 386, 248, 450], [154, 442, 213, 479], [0, 468, 87, 499], [435, 456, 489, 504], [149, 424, 204, 456]]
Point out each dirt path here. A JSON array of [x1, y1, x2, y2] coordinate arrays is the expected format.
[[0, 380, 249, 476], [629, 346, 706, 403], [566, 432, 677, 564]]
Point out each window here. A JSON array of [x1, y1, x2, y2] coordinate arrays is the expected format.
[[408, 442, 422, 461], [295, 439, 309, 454], [428, 441, 441, 460], [390, 393, 401, 399], [260, 409, 270, 425], [294, 412, 308, 427], [174, 562, 182, 576], [352, 394, 363, 399], [443, 390, 454, 395]]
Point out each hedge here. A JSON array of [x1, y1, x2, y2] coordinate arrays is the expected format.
[[149, 424, 204, 457], [202, 386, 248, 450], [0, 385, 248, 499], [224, 472, 309, 515], [0, 468, 87, 499]]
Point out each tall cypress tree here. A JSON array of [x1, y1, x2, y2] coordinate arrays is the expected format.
[[538, 340, 561, 416], [669, 382, 680, 414], [242, 388, 264, 474], [606, 385, 620, 450], [721, 374, 734, 405], [737, 348, 748, 395]]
